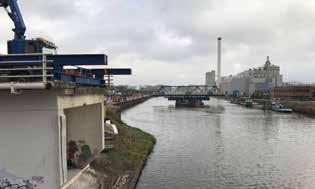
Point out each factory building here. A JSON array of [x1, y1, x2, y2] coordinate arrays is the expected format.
[[205, 71, 216, 86], [221, 56, 283, 96]]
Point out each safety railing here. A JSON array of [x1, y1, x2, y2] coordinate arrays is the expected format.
[[0, 53, 54, 93]]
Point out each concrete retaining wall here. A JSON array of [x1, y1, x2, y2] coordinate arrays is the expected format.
[[113, 97, 151, 112], [0, 90, 105, 189], [0, 91, 60, 189]]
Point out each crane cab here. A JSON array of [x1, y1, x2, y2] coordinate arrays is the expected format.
[[7, 38, 57, 54]]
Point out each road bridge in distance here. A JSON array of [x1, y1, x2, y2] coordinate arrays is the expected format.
[[158, 85, 221, 108]]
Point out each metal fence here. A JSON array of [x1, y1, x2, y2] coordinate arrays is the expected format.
[[0, 53, 54, 93]]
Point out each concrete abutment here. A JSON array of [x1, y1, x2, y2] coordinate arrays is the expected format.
[[0, 89, 105, 189]]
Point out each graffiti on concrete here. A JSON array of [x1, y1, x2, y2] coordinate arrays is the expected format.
[[0, 169, 45, 189], [67, 140, 94, 169], [31, 176, 45, 185]]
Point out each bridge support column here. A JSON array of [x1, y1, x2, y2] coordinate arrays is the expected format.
[[0, 90, 105, 189], [175, 98, 205, 108]]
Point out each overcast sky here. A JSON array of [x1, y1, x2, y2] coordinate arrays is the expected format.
[[0, 0, 314, 85]]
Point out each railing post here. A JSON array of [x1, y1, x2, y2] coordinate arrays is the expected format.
[[42, 53, 47, 83]]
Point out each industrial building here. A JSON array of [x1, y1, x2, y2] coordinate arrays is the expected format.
[[220, 56, 283, 96], [205, 71, 216, 86], [271, 85, 315, 100]]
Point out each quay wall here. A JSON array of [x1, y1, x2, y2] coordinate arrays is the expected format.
[[217, 96, 315, 115], [112, 96, 152, 112]]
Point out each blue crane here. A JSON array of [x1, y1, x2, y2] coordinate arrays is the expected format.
[[0, 0, 26, 39], [0, 0, 131, 89], [0, 0, 57, 54]]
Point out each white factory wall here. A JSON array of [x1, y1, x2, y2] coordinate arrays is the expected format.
[[230, 78, 250, 95], [220, 79, 232, 95], [249, 78, 266, 95], [0, 91, 60, 189], [221, 78, 249, 95]]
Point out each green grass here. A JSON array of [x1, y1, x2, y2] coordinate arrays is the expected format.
[[105, 108, 156, 174], [282, 101, 315, 115], [282, 101, 299, 109]]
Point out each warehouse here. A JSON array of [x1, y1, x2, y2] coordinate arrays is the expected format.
[[271, 85, 315, 100]]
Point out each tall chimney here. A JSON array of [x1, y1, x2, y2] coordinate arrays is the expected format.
[[217, 37, 222, 86]]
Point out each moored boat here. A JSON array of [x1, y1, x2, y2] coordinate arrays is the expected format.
[[244, 99, 253, 108], [271, 102, 293, 113]]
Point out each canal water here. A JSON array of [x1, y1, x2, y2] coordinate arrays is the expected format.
[[121, 98, 315, 189]]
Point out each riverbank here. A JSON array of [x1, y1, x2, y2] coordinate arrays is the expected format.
[[217, 96, 315, 116], [68, 99, 156, 189], [113, 96, 152, 113], [282, 101, 315, 116]]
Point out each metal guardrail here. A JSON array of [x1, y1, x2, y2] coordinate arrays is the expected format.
[[0, 53, 53, 93], [0, 53, 112, 90]]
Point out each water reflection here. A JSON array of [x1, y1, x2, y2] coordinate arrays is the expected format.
[[122, 98, 315, 189]]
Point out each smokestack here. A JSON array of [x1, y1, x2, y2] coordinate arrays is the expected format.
[[217, 37, 222, 86]]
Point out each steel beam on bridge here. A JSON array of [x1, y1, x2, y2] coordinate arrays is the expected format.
[[0, 54, 108, 66], [105, 68, 131, 75], [166, 95, 210, 101], [0, 54, 108, 87], [161, 85, 217, 88], [92, 68, 132, 76]]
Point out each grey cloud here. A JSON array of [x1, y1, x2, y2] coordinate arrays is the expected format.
[[20, 0, 79, 19], [0, 0, 314, 85]]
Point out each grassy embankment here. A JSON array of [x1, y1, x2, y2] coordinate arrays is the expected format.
[[106, 107, 155, 173], [282, 101, 315, 115], [90, 106, 156, 188]]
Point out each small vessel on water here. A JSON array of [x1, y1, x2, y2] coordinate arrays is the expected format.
[[271, 102, 293, 113], [244, 99, 253, 108]]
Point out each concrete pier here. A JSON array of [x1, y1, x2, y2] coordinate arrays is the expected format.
[[0, 87, 105, 189]]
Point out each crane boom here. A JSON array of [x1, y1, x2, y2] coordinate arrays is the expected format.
[[0, 0, 56, 54], [0, 0, 26, 39]]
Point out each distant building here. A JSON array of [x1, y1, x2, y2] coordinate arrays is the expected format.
[[205, 71, 216, 86], [220, 56, 283, 96], [271, 85, 315, 100]]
